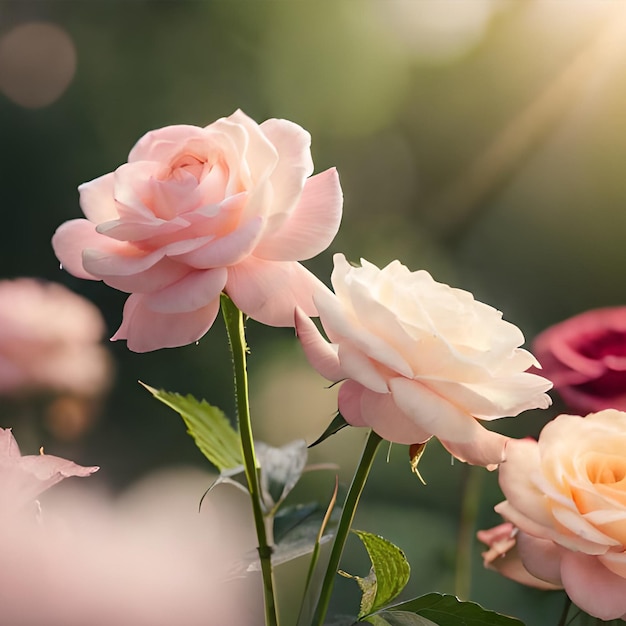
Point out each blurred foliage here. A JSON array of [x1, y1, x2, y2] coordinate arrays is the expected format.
[[2, 1, 626, 623]]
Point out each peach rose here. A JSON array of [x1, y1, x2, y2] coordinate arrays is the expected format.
[[53, 110, 342, 352], [296, 254, 552, 467], [532, 307, 626, 413], [496, 410, 626, 620], [0, 278, 112, 396]]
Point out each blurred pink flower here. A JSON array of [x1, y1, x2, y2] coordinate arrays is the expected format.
[[477, 522, 561, 590], [0, 469, 257, 625], [296, 254, 552, 468], [532, 307, 626, 413], [0, 427, 97, 515], [496, 410, 626, 621], [52, 110, 343, 352], [0, 278, 112, 396]]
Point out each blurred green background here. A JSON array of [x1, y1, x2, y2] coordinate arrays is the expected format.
[[3, 1, 626, 623]]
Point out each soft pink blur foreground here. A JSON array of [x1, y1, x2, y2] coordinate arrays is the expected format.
[[0, 468, 258, 626]]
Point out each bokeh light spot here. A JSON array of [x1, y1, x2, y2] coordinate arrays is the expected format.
[[0, 22, 76, 109]]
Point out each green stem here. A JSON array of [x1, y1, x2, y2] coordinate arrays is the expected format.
[[455, 464, 485, 600], [312, 429, 383, 626], [221, 295, 279, 626], [557, 594, 571, 626]]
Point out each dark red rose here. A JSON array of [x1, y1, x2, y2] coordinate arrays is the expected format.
[[532, 307, 626, 413]]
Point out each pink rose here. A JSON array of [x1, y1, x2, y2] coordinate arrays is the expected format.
[[496, 410, 626, 620], [296, 254, 552, 468], [476, 522, 561, 590], [52, 110, 343, 352], [532, 307, 626, 413], [0, 278, 112, 396], [0, 427, 98, 516]]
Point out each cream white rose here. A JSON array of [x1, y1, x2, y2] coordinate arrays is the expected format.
[[296, 254, 552, 467]]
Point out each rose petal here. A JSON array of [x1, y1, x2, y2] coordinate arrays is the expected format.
[[226, 258, 329, 326], [254, 168, 343, 261], [294, 308, 343, 382], [142, 268, 227, 314], [560, 551, 626, 621], [111, 293, 221, 352], [78, 173, 119, 223], [52, 220, 107, 280]]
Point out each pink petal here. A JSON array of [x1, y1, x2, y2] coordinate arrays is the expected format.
[[356, 387, 433, 444], [0, 429, 20, 457], [170, 216, 263, 269], [78, 173, 119, 223], [223, 111, 278, 186], [336, 380, 369, 427], [257, 117, 313, 217], [100, 258, 191, 294], [142, 268, 227, 314], [254, 169, 343, 262], [511, 532, 563, 588], [294, 308, 343, 382], [560, 551, 626, 620], [128, 124, 208, 162], [52, 220, 108, 280], [226, 258, 329, 326], [82, 244, 165, 278], [111, 293, 221, 352]]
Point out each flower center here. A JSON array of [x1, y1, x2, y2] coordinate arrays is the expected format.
[[586, 452, 626, 485]]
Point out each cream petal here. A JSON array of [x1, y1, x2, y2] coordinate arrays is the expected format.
[[111, 293, 221, 352], [419, 374, 552, 421], [294, 308, 343, 382], [226, 258, 328, 326], [498, 439, 556, 529], [388, 377, 478, 443], [253, 168, 343, 261], [337, 343, 389, 394], [439, 427, 508, 468]]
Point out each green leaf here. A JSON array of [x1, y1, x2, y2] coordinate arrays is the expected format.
[[382, 594, 525, 626], [347, 530, 411, 619], [308, 412, 350, 448], [365, 613, 437, 626], [141, 383, 242, 471]]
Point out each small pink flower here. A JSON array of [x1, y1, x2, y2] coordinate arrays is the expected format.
[[0, 427, 98, 515], [532, 307, 626, 413], [52, 110, 343, 352], [477, 522, 561, 590], [296, 254, 552, 468], [0, 278, 112, 396], [496, 410, 626, 620]]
